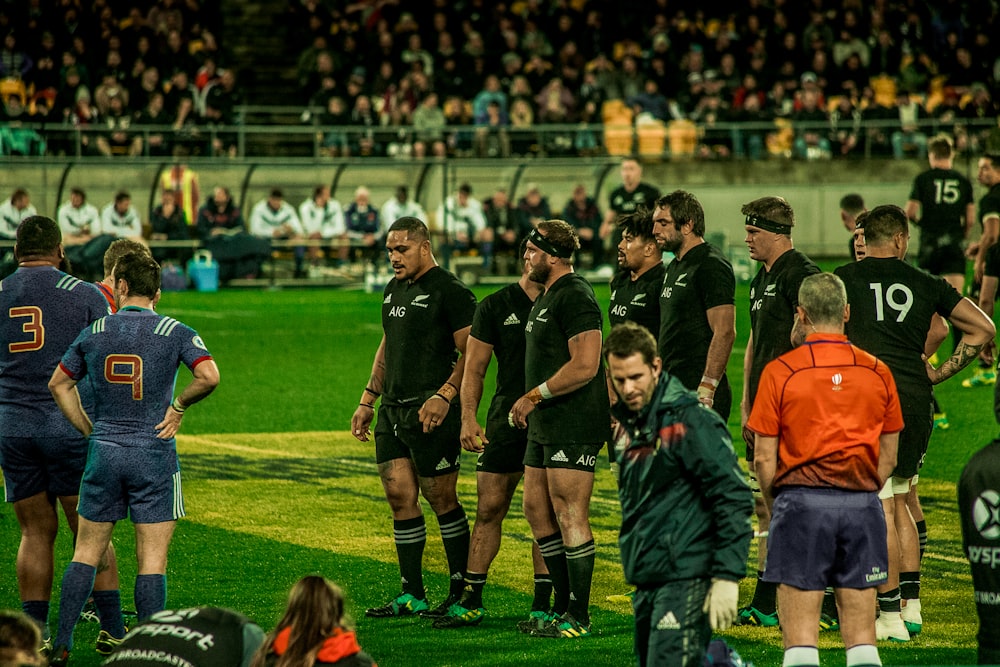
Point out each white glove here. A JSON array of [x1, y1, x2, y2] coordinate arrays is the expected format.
[[702, 578, 740, 630]]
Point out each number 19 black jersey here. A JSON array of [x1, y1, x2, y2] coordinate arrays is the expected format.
[[835, 257, 962, 399]]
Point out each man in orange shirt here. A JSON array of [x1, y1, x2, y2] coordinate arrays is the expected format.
[[748, 273, 903, 667]]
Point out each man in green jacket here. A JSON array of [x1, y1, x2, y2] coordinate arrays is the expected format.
[[604, 321, 753, 667]]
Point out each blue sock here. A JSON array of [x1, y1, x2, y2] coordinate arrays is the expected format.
[[135, 574, 167, 620], [21, 600, 50, 638], [92, 589, 125, 637], [55, 562, 97, 650]]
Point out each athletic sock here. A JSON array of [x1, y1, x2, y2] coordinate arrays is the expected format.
[[877, 587, 902, 613], [134, 574, 167, 620], [537, 532, 569, 615], [21, 600, 50, 637], [783, 646, 820, 667], [393, 516, 427, 599], [92, 589, 125, 637], [55, 562, 97, 650], [564, 539, 596, 624], [750, 572, 778, 616], [899, 572, 920, 602], [436, 506, 470, 598], [845, 644, 881, 666], [461, 572, 487, 609], [531, 576, 554, 612], [821, 587, 838, 619], [915, 519, 927, 562]]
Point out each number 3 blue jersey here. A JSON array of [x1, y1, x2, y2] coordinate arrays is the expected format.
[[0, 266, 110, 437], [59, 306, 212, 449]]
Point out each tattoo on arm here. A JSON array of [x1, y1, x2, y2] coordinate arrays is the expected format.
[[934, 340, 984, 383]]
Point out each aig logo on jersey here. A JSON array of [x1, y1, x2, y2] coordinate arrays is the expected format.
[[831, 373, 843, 391]]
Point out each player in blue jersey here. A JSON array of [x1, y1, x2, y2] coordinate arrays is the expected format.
[[0, 216, 125, 655], [47, 251, 220, 665]]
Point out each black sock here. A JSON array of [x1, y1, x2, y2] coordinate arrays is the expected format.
[[750, 573, 778, 616], [915, 519, 927, 562], [393, 516, 426, 598], [461, 572, 487, 609], [21, 601, 49, 637], [821, 587, 838, 619], [565, 540, 596, 624], [92, 589, 125, 637], [437, 506, 470, 598], [877, 587, 901, 613], [537, 533, 569, 615], [532, 576, 553, 612], [899, 572, 920, 601]]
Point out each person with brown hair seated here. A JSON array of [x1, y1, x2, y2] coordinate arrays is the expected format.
[[252, 576, 376, 667]]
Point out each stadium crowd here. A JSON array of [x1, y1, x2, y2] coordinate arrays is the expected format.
[[2, 1, 1000, 158]]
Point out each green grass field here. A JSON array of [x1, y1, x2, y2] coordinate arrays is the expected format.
[[1, 277, 995, 666]]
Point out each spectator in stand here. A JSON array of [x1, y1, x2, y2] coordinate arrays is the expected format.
[[509, 97, 537, 157], [94, 92, 142, 157], [562, 184, 602, 268], [344, 186, 382, 264], [412, 92, 447, 158], [0, 189, 38, 239], [535, 77, 575, 124], [203, 69, 242, 158], [250, 188, 306, 278], [792, 88, 832, 160], [869, 29, 902, 78], [401, 33, 433, 77], [627, 79, 670, 123], [862, 87, 898, 158], [57, 187, 101, 246], [161, 29, 197, 79], [196, 186, 243, 239], [130, 66, 163, 116], [616, 56, 644, 102], [149, 188, 191, 264], [381, 186, 425, 225], [474, 100, 510, 158], [961, 84, 999, 152], [472, 75, 508, 125], [299, 185, 345, 272], [829, 95, 862, 157], [26, 31, 59, 99], [523, 54, 555, 94], [0, 32, 33, 80], [348, 95, 379, 157], [891, 90, 929, 159], [516, 185, 551, 235], [133, 91, 172, 157], [317, 96, 350, 158], [443, 94, 473, 156], [483, 188, 524, 274]]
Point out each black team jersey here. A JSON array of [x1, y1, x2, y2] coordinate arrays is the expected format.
[[835, 257, 962, 404], [525, 273, 610, 444], [747, 249, 820, 404], [980, 183, 1000, 230], [608, 183, 661, 216], [958, 439, 1000, 662], [608, 262, 666, 336], [470, 282, 534, 435], [381, 266, 477, 406], [909, 168, 974, 246], [658, 242, 735, 389]]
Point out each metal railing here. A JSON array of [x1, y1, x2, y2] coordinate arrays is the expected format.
[[3, 114, 995, 160]]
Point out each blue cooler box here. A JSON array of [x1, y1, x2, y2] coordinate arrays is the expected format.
[[186, 250, 219, 292]]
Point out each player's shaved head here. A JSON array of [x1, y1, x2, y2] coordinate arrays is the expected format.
[[604, 321, 659, 367], [104, 238, 151, 276], [113, 251, 161, 298], [387, 216, 429, 242], [14, 215, 61, 260], [798, 273, 848, 327], [859, 204, 907, 246]]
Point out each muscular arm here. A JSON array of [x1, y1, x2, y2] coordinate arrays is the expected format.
[[928, 298, 997, 384], [48, 368, 92, 437], [740, 330, 754, 426], [418, 325, 472, 433], [701, 304, 736, 405], [509, 329, 603, 428], [877, 432, 899, 485], [904, 199, 920, 226], [459, 336, 494, 451], [350, 335, 386, 442], [924, 314, 950, 358], [753, 434, 778, 511], [599, 208, 617, 240]]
